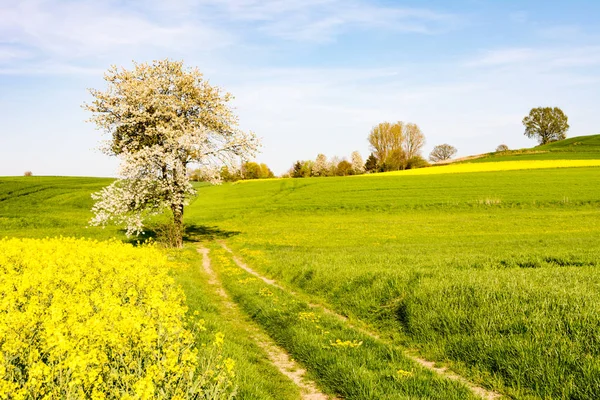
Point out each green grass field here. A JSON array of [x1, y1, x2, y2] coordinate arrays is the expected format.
[[2, 135, 600, 399]]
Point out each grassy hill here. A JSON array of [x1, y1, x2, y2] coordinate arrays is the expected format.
[[2, 153, 600, 398], [465, 134, 600, 163], [0, 176, 122, 240]]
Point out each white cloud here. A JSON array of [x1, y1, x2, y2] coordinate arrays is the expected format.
[[0, 0, 233, 72]]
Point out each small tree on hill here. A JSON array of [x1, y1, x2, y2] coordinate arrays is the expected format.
[[85, 59, 258, 247], [429, 144, 457, 162], [522, 107, 569, 144], [496, 144, 509, 152]]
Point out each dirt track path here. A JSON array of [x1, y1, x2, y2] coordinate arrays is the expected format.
[[217, 242, 502, 400], [196, 246, 332, 400]]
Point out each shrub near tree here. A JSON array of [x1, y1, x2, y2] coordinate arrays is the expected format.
[[85, 59, 258, 247], [242, 161, 274, 179], [336, 160, 353, 176], [220, 165, 241, 182], [523, 107, 569, 144]]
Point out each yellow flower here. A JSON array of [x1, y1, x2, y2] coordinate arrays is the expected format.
[[0, 238, 235, 398]]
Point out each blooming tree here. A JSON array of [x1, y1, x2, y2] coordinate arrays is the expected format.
[[85, 59, 259, 247], [313, 154, 328, 176], [350, 151, 364, 174]]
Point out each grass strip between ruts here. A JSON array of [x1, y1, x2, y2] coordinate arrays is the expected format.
[[169, 246, 301, 400], [209, 244, 479, 400]]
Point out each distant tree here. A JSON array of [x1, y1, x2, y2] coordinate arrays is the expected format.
[[242, 162, 262, 179], [188, 169, 202, 182], [364, 153, 378, 172], [291, 160, 313, 178], [383, 148, 406, 171], [313, 154, 329, 176], [496, 144, 509, 152], [368, 122, 404, 169], [336, 160, 353, 176], [292, 161, 303, 178], [368, 121, 427, 171], [259, 163, 275, 179], [429, 144, 457, 162], [327, 156, 341, 176], [23, 171, 32, 177], [300, 161, 313, 177], [403, 123, 426, 161], [219, 165, 241, 182], [522, 107, 569, 144], [350, 151, 364, 174]]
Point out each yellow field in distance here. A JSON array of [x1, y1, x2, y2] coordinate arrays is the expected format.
[[376, 159, 600, 177]]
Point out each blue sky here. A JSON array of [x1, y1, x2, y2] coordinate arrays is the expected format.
[[1, 0, 600, 176]]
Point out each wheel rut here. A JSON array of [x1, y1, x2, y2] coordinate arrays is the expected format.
[[197, 246, 333, 400], [217, 241, 502, 400]]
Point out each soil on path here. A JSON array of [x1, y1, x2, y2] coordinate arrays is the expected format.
[[217, 242, 502, 400], [197, 247, 333, 400]]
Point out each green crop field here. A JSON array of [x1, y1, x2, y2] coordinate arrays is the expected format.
[[2, 136, 600, 399]]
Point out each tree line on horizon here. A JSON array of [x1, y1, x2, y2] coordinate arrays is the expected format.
[[187, 107, 571, 182], [284, 121, 461, 178], [190, 161, 275, 182], [188, 120, 462, 181]]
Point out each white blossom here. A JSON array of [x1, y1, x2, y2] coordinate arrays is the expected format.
[[350, 151, 364, 174], [85, 60, 259, 244]]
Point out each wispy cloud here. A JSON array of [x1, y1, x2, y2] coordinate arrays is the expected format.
[[465, 48, 538, 67], [201, 0, 459, 41], [0, 0, 234, 73], [0, 0, 460, 75], [466, 46, 600, 70]]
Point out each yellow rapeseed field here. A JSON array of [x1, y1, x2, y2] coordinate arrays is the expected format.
[[0, 238, 234, 399], [378, 159, 600, 176]]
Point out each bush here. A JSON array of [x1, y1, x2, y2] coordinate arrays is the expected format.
[[496, 144, 509, 152], [405, 156, 429, 169], [23, 171, 32, 177]]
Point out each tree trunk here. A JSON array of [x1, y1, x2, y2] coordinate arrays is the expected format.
[[171, 202, 184, 248]]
